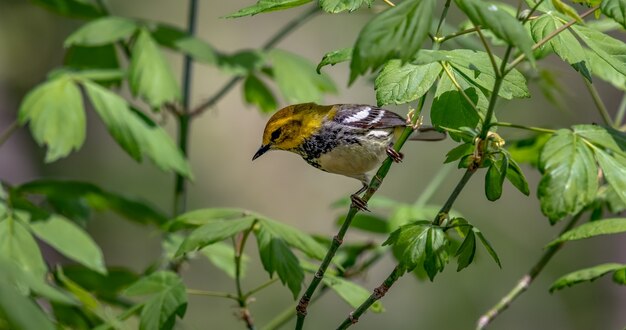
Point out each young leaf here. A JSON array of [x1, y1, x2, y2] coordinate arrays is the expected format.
[[455, 0, 535, 65], [83, 80, 192, 177], [64, 45, 120, 77], [218, 50, 266, 76], [175, 216, 256, 256], [349, 0, 436, 83], [550, 263, 626, 292], [548, 218, 626, 245], [375, 60, 441, 106], [64, 16, 137, 47], [455, 230, 476, 271], [423, 227, 448, 281], [18, 76, 85, 162], [322, 274, 384, 312], [317, 48, 352, 73], [30, 215, 106, 274], [485, 156, 508, 201], [201, 242, 249, 279], [151, 24, 218, 64], [319, 0, 373, 13], [167, 208, 246, 230], [506, 134, 551, 167], [269, 50, 336, 103], [0, 217, 47, 280], [0, 279, 55, 330], [600, 0, 626, 29], [224, 0, 313, 18], [255, 226, 304, 299], [383, 221, 431, 274], [257, 217, 326, 259], [336, 213, 389, 234], [538, 129, 598, 223], [444, 143, 474, 164], [128, 28, 181, 108], [505, 156, 530, 196], [243, 74, 277, 113], [574, 25, 626, 77], [30, 0, 103, 18], [125, 271, 187, 330], [474, 227, 502, 268]]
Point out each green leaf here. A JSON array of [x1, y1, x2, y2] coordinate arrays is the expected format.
[[83, 80, 192, 177], [349, 0, 436, 83], [0, 258, 75, 305], [423, 227, 448, 281], [538, 129, 598, 223], [444, 143, 474, 164], [505, 156, 530, 196], [30, 215, 106, 274], [551, 0, 583, 22], [218, 50, 266, 76], [336, 213, 388, 234], [29, 0, 103, 18], [125, 271, 187, 330], [383, 221, 431, 274], [243, 74, 277, 113], [175, 216, 256, 256], [255, 226, 304, 299], [224, 0, 313, 18], [586, 49, 626, 91], [456, 0, 535, 66], [257, 217, 326, 259], [269, 49, 336, 103], [593, 148, 626, 206], [64, 45, 120, 71], [613, 267, 626, 284], [550, 263, 626, 292], [166, 208, 246, 230], [601, 0, 626, 29], [317, 48, 352, 73], [0, 279, 55, 330], [201, 242, 249, 279], [530, 14, 589, 80], [549, 218, 626, 245], [18, 76, 85, 162], [320, 0, 373, 13], [61, 265, 138, 305], [575, 25, 626, 77], [151, 24, 218, 64], [506, 134, 551, 167], [485, 156, 508, 201], [474, 227, 501, 267], [431, 72, 482, 141], [65, 16, 137, 47], [65, 69, 126, 82], [375, 60, 441, 106], [455, 230, 476, 271], [128, 28, 180, 108], [0, 218, 47, 280], [322, 274, 384, 312]]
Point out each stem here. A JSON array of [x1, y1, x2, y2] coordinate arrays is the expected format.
[[336, 266, 403, 329], [477, 212, 584, 329], [0, 121, 19, 149], [435, 0, 452, 38], [615, 93, 626, 127], [490, 122, 556, 134], [436, 168, 476, 225], [440, 27, 479, 43], [262, 288, 329, 330], [382, 0, 396, 6], [244, 278, 279, 300], [413, 164, 453, 208], [475, 26, 500, 78], [187, 289, 239, 301], [522, 0, 546, 25], [583, 78, 613, 127], [190, 6, 320, 117], [234, 224, 256, 330]]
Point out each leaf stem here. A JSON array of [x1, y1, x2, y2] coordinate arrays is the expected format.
[[440, 26, 479, 43], [522, 0, 546, 25], [190, 5, 320, 117], [436, 167, 476, 225], [435, 0, 452, 38], [490, 122, 556, 134], [476, 211, 584, 329], [382, 0, 396, 6], [187, 288, 239, 301], [475, 26, 500, 78], [615, 93, 626, 127], [441, 63, 479, 113], [582, 78, 613, 128], [0, 120, 19, 149], [234, 224, 257, 330], [244, 278, 279, 300]]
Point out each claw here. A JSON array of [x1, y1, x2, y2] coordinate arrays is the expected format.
[[350, 194, 369, 212], [386, 145, 404, 163]]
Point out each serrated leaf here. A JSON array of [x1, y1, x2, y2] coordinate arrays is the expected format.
[[613, 267, 626, 284], [18, 76, 85, 162], [322, 274, 384, 312], [201, 242, 248, 279], [375, 60, 441, 106], [0, 279, 55, 330], [592, 147, 626, 206], [125, 271, 187, 330], [175, 216, 256, 256], [317, 48, 352, 73], [549, 218, 626, 245], [383, 221, 431, 274], [423, 227, 448, 281], [336, 213, 388, 234], [455, 230, 476, 271], [243, 74, 277, 113], [65, 16, 137, 47], [255, 226, 304, 299], [456, 0, 535, 65], [269, 49, 336, 103], [586, 49, 626, 91], [474, 227, 501, 268], [575, 25, 626, 77], [30, 215, 106, 274], [83, 80, 192, 177], [601, 0, 626, 29], [128, 28, 180, 108], [257, 217, 326, 259], [349, 0, 436, 83], [550, 263, 625, 292], [320, 0, 373, 13], [431, 72, 482, 142], [485, 156, 508, 201], [30, 0, 103, 18], [0, 217, 47, 280], [505, 156, 530, 196], [224, 0, 313, 18], [538, 129, 598, 223]]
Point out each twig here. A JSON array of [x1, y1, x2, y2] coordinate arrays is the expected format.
[[476, 212, 584, 329], [382, 0, 396, 6], [616, 93, 626, 127], [522, 0, 546, 25], [187, 289, 239, 301], [582, 78, 613, 128], [435, 0, 452, 38], [244, 278, 279, 299], [490, 122, 556, 134], [190, 6, 320, 117], [234, 225, 257, 330], [0, 121, 19, 149], [440, 27, 479, 43], [436, 168, 476, 225]]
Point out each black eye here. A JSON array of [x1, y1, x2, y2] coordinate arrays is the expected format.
[[270, 128, 282, 142]]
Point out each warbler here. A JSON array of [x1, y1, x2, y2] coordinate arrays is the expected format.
[[252, 103, 445, 210]]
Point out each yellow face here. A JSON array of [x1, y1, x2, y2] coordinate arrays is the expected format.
[[253, 103, 335, 160]]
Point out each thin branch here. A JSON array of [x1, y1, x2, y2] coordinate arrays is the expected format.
[[477, 212, 584, 329], [436, 167, 476, 225], [435, 0, 452, 38], [187, 289, 239, 301], [0, 121, 19, 149], [190, 6, 320, 117], [244, 278, 279, 300], [615, 93, 626, 127], [522, 0, 546, 25], [440, 26, 479, 43], [583, 78, 613, 128], [490, 122, 556, 134], [382, 0, 396, 6], [475, 26, 500, 78], [234, 224, 256, 330]]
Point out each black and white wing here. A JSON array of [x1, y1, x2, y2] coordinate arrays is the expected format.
[[333, 104, 406, 129]]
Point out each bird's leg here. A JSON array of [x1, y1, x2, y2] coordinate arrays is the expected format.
[[350, 183, 369, 212], [386, 144, 404, 163]]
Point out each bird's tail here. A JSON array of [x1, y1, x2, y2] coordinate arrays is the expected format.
[[408, 125, 447, 141]]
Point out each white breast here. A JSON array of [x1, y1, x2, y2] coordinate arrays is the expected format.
[[317, 138, 389, 182]]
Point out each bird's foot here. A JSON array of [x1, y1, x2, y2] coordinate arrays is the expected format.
[[350, 194, 369, 212], [386, 145, 404, 163]]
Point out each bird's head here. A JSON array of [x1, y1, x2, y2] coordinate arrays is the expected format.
[[253, 103, 333, 160]]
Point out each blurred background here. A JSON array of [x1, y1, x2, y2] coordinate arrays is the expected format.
[[0, 0, 624, 329]]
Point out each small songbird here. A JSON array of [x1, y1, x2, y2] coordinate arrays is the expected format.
[[252, 103, 445, 210]]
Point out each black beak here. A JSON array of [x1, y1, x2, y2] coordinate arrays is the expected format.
[[252, 145, 270, 161]]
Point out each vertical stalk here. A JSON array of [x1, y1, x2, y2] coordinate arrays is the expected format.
[[615, 93, 626, 127], [582, 78, 613, 128], [234, 226, 256, 330]]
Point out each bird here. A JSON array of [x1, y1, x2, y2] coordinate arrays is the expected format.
[[252, 103, 446, 210]]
